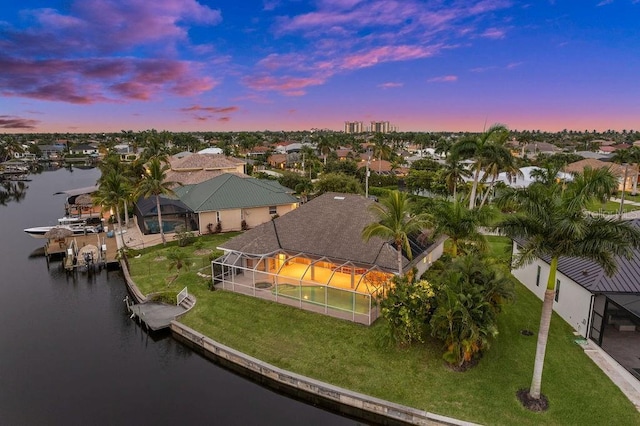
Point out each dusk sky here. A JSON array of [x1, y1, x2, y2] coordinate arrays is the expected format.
[[1, 0, 639, 133]]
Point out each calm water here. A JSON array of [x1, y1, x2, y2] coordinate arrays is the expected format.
[[0, 167, 357, 425]]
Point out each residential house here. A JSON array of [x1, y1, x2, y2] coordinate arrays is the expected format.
[[69, 144, 99, 156], [113, 144, 143, 162], [38, 144, 65, 161], [173, 173, 298, 233], [564, 159, 639, 194], [213, 192, 446, 324], [511, 225, 640, 377], [166, 153, 246, 186]]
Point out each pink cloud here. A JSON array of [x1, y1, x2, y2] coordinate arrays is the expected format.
[[0, 115, 40, 129], [481, 27, 506, 39], [0, 1, 221, 104], [218, 117, 231, 122], [242, 75, 326, 96], [0, 56, 216, 104], [427, 75, 458, 83], [377, 82, 403, 89], [181, 105, 239, 114], [342, 45, 438, 69]]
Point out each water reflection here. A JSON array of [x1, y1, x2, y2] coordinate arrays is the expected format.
[[0, 180, 28, 205]]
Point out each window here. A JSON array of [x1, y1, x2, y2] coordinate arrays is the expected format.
[[555, 279, 561, 302], [269, 206, 277, 215], [536, 265, 541, 287], [216, 211, 220, 222]]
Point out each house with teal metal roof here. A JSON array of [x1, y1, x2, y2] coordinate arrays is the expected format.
[[174, 173, 299, 233]]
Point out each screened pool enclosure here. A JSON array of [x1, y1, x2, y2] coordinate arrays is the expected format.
[[212, 250, 394, 325]]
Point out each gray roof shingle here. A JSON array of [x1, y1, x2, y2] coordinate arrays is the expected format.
[[220, 192, 416, 272]]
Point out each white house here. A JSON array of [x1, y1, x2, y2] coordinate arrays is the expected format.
[[511, 225, 640, 375]]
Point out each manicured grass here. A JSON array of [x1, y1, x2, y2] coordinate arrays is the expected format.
[[127, 234, 640, 425], [622, 193, 640, 203], [587, 199, 640, 214]]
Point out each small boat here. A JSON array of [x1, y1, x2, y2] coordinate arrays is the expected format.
[[24, 217, 103, 238]]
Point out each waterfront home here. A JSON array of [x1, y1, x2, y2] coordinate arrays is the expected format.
[[173, 173, 298, 233], [213, 192, 445, 324]]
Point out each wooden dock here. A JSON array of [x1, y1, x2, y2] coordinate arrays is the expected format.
[[44, 232, 120, 270]]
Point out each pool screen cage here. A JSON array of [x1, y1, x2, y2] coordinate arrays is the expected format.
[[212, 250, 395, 325]]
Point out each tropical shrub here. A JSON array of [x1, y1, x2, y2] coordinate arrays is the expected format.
[[429, 255, 515, 369], [174, 225, 195, 247], [380, 275, 435, 346]]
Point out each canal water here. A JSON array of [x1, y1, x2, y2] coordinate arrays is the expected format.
[[0, 167, 358, 425]]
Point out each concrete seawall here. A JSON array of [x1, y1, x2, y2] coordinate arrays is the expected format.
[[171, 321, 478, 426]]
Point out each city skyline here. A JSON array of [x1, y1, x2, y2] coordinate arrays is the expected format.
[[1, 0, 639, 134]]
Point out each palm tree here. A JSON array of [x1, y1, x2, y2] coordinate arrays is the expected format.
[[441, 152, 471, 200], [431, 199, 494, 257], [453, 124, 509, 209], [495, 167, 640, 407], [478, 144, 521, 208], [93, 170, 131, 248], [371, 134, 392, 173], [167, 247, 190, 275], [135, 158, 176, 245], [315, 134, 336, 165], [362, 191, 430, 275]]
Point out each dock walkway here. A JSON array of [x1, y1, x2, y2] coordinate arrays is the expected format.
[[126, 295, 196, 331]]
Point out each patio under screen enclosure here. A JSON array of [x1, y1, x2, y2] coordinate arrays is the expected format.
[[212, 250, 394, 325]]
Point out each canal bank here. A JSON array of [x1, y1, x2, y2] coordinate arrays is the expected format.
[[2, 167, 356, 425], [118, 242, 476, 426]]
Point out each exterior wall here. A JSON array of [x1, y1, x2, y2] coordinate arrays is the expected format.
[[511, 243, 593, 337], [198, 203, 297, 233], [413, 238, 445, 278]]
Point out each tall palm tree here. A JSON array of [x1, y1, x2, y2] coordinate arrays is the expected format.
[[135, 158, 176, 245], [93, 170, 131, 248], [495, 167, 640, 406], [453, 124, 509, 209], [362, 191, 430, 275], [431, 199, 494, 257]]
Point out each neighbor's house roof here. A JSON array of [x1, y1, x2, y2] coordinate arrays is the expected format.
[[166, 153, 246, 186], [563, 158, 636, 177], [219, 192, 438, 273], [169, 153, 244, 171], [174, 173, 297, 213], [515, 220, 640, 294], [135, 195, 192, 217]]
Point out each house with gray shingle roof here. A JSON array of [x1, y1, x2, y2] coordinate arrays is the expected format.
[[213, 192, 446, 325], [166, 153, 246, 186], [173, 173, 298, 233], [511, 222, 640, 375]]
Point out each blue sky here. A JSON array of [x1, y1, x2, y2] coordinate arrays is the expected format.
[[1, 0, 639, 133]]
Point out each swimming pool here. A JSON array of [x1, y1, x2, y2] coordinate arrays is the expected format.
[[144, 218, 185, 234], [274, 284, 371, 314]]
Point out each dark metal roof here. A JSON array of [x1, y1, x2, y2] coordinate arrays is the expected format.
[[517, 220, 640, 294], [135, 195, 192, 217]]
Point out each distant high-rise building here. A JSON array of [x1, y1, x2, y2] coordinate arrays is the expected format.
[[369, 121, 396, 133], [344, 121, 364, 134]]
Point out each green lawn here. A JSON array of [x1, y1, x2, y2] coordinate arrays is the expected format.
[[587, 199, 640, 214], [127, 234, 639, 425]]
